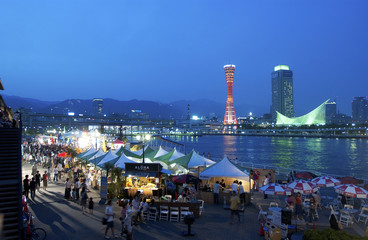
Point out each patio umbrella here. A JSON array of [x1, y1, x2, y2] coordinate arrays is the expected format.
[[288, 180, 318, 194], [294, 171, 317, 180], [57, 152, 70, 158], [172, 174, 200, 184], [340, 176, 359, 185], [259, 183, 291, 195], [334, 184, 368, 198], [311, 176, 341, 187]]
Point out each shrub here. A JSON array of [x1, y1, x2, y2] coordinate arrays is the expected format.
[[304, 228, 368, 240]]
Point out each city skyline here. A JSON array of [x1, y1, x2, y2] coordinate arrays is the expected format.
[[0, 1, 367, 116]]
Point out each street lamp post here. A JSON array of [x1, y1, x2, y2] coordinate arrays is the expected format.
[[136, 134, 151, 164]]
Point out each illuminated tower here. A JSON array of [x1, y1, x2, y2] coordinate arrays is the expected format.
[[271, 65, 294, 121], [223, 64, 237, 128]]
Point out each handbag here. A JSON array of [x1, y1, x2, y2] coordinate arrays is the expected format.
[[102, 217, 107, 225]]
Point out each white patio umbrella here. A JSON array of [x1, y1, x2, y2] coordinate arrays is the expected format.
[[288, 180, 318, 194], [334, 184, 368, 199], [311, 176, 341, 187], [259, 183, 291, 196]]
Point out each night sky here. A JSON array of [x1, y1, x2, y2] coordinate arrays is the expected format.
[[0, 1, 367, 116]]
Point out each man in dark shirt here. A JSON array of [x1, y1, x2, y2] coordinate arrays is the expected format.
[[35, 171, 41, 192], [23, 175, 30, 198], [30, 177, 36, 199]]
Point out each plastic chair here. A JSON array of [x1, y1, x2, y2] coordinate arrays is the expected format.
[[330, 205, 340, 216], [148, 207, 158, 222], [344, 204, 353, 210], [340, 210, 352, 227], [358, 207, 368, 224], [258, 205, 268, 221], [170, 207, 179, 222], [269, 202, 278, 208], [180, 207, 190, 222], [198, 200, 205, 215], [160, 206, 169, 221]]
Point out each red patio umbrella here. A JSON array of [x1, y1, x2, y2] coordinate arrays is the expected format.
[[57, 152, 69, 158], [295, 171, 317, 180], [340, 176, 359, 185]]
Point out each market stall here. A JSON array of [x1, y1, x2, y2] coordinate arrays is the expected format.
[[199, 156, 251, 204], [124, 163, 163, 198]]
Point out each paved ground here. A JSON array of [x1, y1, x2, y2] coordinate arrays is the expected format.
[[23, 163, 367, 240]]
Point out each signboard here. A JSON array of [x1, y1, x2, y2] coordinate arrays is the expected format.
[[100, 176, 108, 199], [125, 163, 162, 173]]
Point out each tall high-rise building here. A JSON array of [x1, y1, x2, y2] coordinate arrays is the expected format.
[[325, 101, 337, 124], [223, 64, 237, 128], [92, 98, 104, 116], [271, 65, 294, 121], [352, 97, 368, 123]]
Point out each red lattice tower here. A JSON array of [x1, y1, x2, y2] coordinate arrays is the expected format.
[[223, 64, 237, 125]]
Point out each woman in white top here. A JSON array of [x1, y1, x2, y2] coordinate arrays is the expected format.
[[104, 200, 117, 239]]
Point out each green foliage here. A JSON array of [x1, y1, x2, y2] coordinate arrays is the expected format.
[[304, 228, 368, 240]]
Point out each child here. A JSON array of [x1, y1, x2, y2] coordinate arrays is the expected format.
[[72, 187, 76, 201], [88, 197, 94, 214]]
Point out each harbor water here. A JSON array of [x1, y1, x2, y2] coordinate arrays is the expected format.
[[159, 135, 368, 180]]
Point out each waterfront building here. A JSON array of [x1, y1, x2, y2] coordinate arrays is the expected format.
[[276, 100, 328, 125], [352, 97, 368, 124], [325, 101, 337, 124], [92, 98, 104, 116], [223, 64, 237, 132], [271, 65, 294, 121]]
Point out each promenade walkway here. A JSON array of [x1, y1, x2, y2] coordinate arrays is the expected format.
[[23, 164, 367, 240]]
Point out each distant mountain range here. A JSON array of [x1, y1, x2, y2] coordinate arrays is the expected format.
[[2, 94, 267, 119]]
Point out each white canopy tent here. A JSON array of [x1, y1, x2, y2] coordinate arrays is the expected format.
[[199, 155, 250, 182], [114, 153, 138, 170], [97, 150, 118, 167], [168, 148, 185, 162], [79, 147, 96, 158], [154, 146, 168, 159]]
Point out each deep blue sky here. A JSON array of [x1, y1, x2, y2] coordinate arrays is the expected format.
[[0, 1, 367, 116]]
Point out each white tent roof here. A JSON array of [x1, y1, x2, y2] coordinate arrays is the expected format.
[[114, 153, 137, 169], [154, 146, 168, 158], [88, 149, 106, 162], [168, 148, 185, 162], [188, 150, 216, 169], [79, 147, 96, 158], [97, 150, 118, 166], [199, 155, 249, 180]]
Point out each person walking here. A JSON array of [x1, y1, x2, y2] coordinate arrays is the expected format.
[[57, 162, 63, 180], [23, 175, 30, 199], [230, 191, 240, 224], [213, 181, 221, 205], [31, 163, 37, 177], [65, 178, 72, 200], [75, 178, 80, 201], [81, 187, 88, 212], [35, 170, 41, 192], [88, 197, 94, 214], [30, 177, 36, 200], [47, 167, 52, 183], [238, 181, 245, 204], [295, 193, 303, 220], [53, 166, 59, 183], [42, 171, 48, 191], [104, 200, 118, 239]]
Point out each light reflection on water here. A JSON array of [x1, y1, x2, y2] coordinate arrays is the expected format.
[[164, 135, 368, 178]]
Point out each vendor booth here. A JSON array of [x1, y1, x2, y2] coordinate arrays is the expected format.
[[124, 163, 163, 198], [199, 156, 252, 205]]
